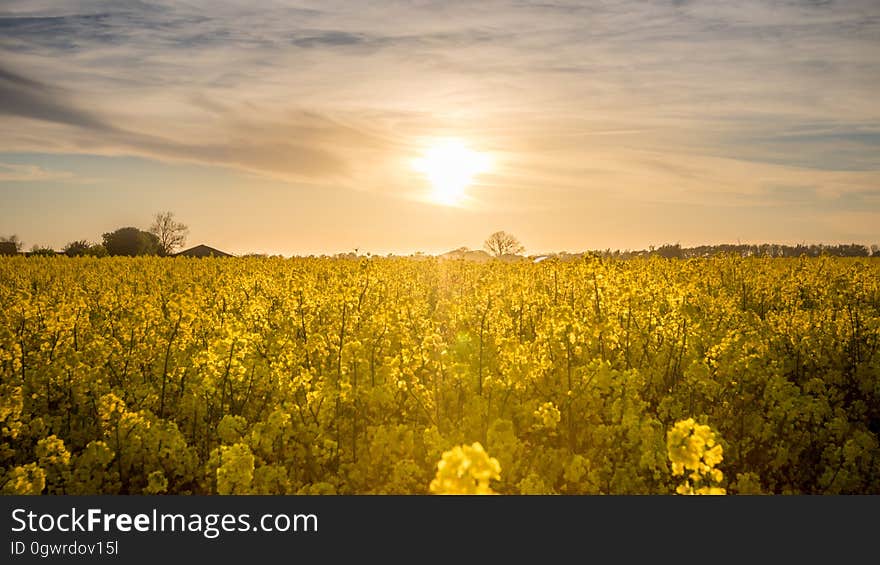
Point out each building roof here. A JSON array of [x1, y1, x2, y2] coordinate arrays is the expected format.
[[175, 244, 233, 258], [438, 247, 492, 263]]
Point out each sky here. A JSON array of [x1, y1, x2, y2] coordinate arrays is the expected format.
[[0, 0, 878, 256]]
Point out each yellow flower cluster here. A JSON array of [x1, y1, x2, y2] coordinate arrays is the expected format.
[[213, 444, 255, 495], [1, 463, 45, 495], [667, 418, 726, 495], [534, 402, 561, 430], [429, 442, 501, 494]]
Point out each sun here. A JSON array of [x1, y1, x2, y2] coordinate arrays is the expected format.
[[412, 139, 491, 206]]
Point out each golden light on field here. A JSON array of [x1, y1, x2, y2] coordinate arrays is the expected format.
[[412, 139, 492, 206]]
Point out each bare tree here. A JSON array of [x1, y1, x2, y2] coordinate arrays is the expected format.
[[149, 212, 189, 256], [483, 231, 525, 257]]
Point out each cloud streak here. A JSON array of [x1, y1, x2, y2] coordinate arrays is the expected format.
[[0, 162, 76, 182], [0, 61, 392, 183], [0, 65, 117, 131]]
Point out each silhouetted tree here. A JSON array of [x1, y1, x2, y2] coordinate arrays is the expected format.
[[0, 234, 22, 254], [29, 245, 57, 257], [484, 231, 525, 257], [149, 211, 189, 256], [63, 240, 107, 257], [102, 227, 159, 256], [63, 240, 91, 257], [654, 243, 683, 259], [86, 244, 108, 257]]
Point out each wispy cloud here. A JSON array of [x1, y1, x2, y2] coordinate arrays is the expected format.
[[0, 0, 878, 238], [0, 161, 77, 182]]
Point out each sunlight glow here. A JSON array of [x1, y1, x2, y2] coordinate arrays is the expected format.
[[412, 139, 492, 206]]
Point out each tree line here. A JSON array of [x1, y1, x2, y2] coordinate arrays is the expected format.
[[1, 212, 188, 257], [481, 233, 879, 260], [592, 242, 880, 259], [2, 223, 877, 259]]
